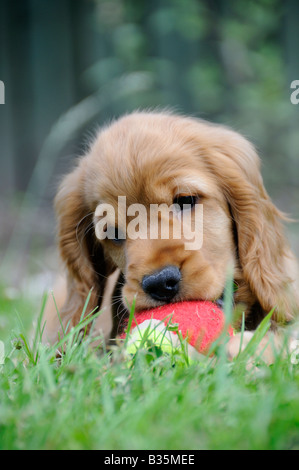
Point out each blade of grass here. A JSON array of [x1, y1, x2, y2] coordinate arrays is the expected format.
[[237, 311, 246, 356], [223, 270, 234, 328], [124, 295, 137, 347], [237, 309, 274, 362], [207, 273, 235, 357], [52, 306, 102, 356], [32, 292, 48, 362], [51, 290, 66, 337], [79, 288, 93, 323], [18, 333, 35, 364]]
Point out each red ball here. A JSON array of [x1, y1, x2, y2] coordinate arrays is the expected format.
[[121, 300, 233, 355]]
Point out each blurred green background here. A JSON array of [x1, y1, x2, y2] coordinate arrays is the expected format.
[[0, 0, 298, 292]]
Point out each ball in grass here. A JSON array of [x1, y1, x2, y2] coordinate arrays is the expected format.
[[121, 300, 234, 359]]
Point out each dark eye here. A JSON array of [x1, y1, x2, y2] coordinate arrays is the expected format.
[[173, 195, 198, 211], [106, 226, 125, 245]]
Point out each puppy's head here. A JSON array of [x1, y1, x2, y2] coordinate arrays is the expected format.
[[56, 112, 298, 327]]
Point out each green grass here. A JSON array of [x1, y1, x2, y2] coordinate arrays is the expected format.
[[1, 286, 299, 450]]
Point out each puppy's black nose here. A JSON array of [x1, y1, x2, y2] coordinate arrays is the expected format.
[[142, 266, 181, 302]]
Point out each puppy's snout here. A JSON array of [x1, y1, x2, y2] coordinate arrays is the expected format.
[[142, 265, 181, 302]]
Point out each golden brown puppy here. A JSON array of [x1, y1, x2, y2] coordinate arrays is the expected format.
[[43, 111, 299, 360]]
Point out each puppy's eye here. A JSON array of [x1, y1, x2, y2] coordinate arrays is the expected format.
[[173, 195, 198, 211], [105, 226, 125, 246]]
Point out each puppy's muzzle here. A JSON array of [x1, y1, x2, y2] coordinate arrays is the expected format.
[[142, 265, 181, 302]]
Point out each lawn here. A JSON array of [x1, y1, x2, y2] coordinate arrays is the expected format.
[[1, 285, 299, 450]]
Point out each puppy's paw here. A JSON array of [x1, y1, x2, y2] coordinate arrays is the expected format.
[[227, 331, 283, 365], [226, 331, 254, 360]]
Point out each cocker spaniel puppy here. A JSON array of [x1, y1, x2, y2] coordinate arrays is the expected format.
[[44, 111, 299, 359]]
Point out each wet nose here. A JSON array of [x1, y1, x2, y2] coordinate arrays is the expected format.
[[142, 265, 181, 302]]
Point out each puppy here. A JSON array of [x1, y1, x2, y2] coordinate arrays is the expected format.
[[43, 111, 299, 360]]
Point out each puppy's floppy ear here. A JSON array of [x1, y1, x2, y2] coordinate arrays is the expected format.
[[55, 160, 114, 330], [206, 127, 298, 323]]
